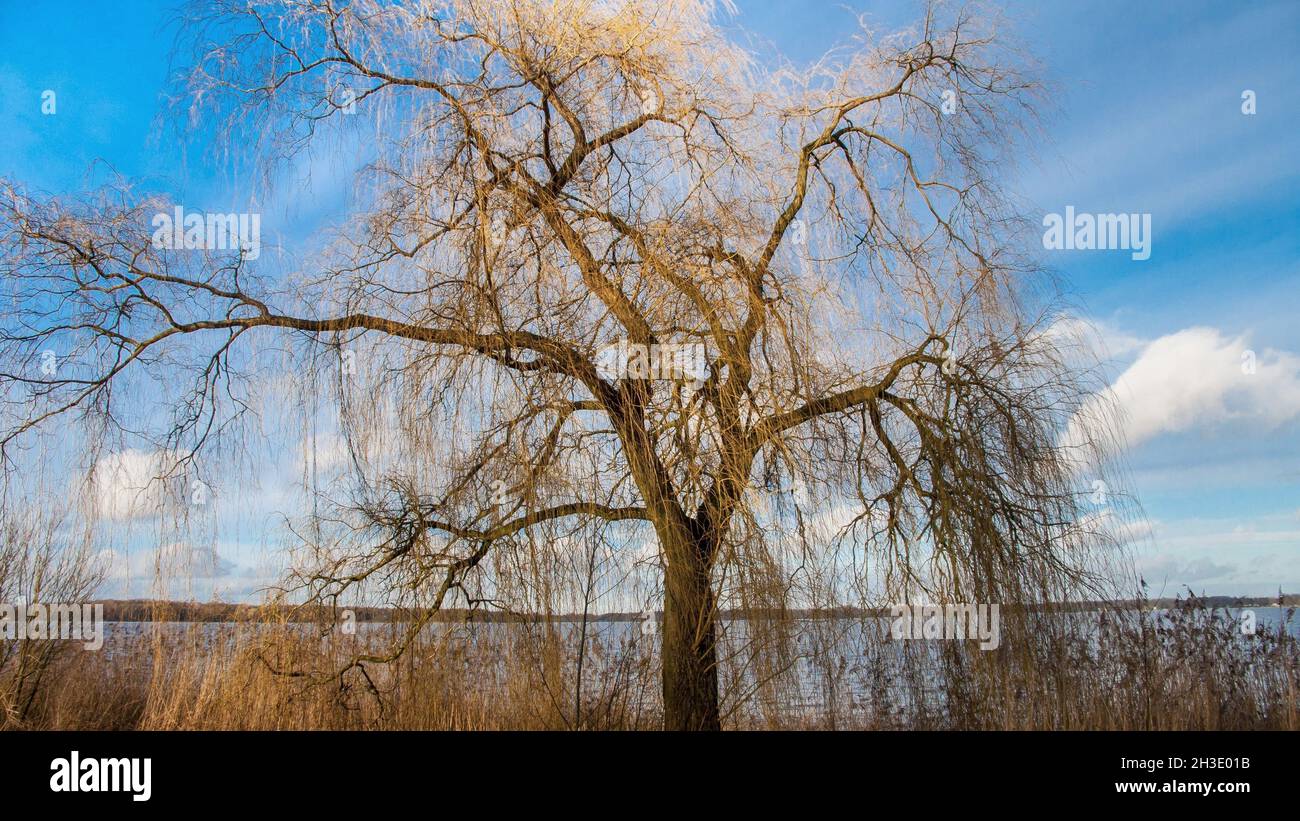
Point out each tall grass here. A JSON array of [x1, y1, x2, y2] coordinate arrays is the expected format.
[[4, 595, 1295, 730]]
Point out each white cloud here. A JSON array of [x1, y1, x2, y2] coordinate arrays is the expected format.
[[133, 541, 249, 580], [1139, 553, 1236, 584], [1066, 326, 1300, 451], [1044, 314, 1148, 361], [85, 449, 167, 521], [1115, 518, 1156, 543], [297, 431, 352, 474]]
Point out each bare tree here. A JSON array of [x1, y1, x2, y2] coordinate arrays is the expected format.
[[0, 469, 105, 727], [0, 0, 1123, 729]]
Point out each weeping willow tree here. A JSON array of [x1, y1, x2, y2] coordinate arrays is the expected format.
[[0, 0, 1129, 729]]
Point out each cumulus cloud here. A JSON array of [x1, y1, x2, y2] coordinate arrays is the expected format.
[[95, 541, 274, 601], [99, 541, 265, 585], [1139, 553, 1236, 584], [1043, 314, 1148, 361], [1065, 326, 1300, 451], [1114, 518, 1156, 543], [297, 431, 353, 474], [85, 449, 167, 521]]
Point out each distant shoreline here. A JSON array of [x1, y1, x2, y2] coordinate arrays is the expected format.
[[85, 595, 1298, 624]]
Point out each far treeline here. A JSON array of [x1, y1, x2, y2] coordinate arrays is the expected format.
[[91, 595, 1299, 624]]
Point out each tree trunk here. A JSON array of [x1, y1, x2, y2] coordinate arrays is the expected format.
[[661, 528, 721, 730]]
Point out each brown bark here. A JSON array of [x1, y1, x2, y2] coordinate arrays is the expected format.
[[660, 525, 721, 731]]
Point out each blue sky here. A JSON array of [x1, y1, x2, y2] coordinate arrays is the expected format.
[[1, 0, 1297, 599]]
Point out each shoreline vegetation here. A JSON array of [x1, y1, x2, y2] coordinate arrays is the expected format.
[[91, 594, 1300, 624], [2, 592, 1296, 730]]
